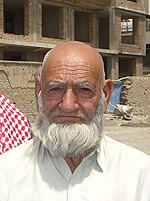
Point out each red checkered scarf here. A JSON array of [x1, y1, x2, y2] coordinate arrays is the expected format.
[[0, 93, 32, 154]]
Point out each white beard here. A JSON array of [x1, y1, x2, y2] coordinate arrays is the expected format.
[[33, 92, 104, 158]]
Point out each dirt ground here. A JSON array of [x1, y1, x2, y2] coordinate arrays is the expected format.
[[104, 114, 150, 156]]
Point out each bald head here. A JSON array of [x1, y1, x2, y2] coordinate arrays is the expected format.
[[35, 41, 112, 123], [41, 41, 105, 86]]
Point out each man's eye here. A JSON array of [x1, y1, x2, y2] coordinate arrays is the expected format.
[[47, 87, 65, 97], [80, 87, 91, 91], [78, 87, 92, 93], [76, 87, 95, 99], [50, 87, 62, 91]]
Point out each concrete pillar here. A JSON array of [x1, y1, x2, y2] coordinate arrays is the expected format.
[[0, 0, 3, 33], [0, 49, 3, 59], [24, 0, 42, 38], [134, 16, 146, 54], [89, 13, 99, 47], [134, 56, 143, 76], [71, 8, 75, 40], [107, 56, 119, 80], [24, 0, 30, 35], [109, 8, 121, 51], [36, 0, 42, 37], [59, 6, 70, 40], [58, 6, 75, 40]]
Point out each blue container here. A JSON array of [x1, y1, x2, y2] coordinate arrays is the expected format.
[[107, 82, 122, 113]]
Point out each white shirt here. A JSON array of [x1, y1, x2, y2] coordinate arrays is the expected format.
[[0, 135, 150, 201]]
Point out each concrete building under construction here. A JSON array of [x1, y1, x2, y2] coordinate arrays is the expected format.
[[0, 0, 149, 79], [144, 0, 150, 74]]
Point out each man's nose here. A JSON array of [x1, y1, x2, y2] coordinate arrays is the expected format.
[[59, 88, 79, 112]]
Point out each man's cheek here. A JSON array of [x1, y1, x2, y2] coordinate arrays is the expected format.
[[80, 102, 96, 118]]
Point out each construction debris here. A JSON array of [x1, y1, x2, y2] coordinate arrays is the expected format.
[[114, 104, 133, 120]]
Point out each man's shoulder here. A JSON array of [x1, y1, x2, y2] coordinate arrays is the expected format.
[[99, 135, 150, 169], [0, 137, 43, 181], [0, 137, 40, 167], [0, 137, 46, 199]]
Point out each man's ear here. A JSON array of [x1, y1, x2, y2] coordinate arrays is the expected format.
[[103, 79, 113, 113], [34, 75, 41, 112]]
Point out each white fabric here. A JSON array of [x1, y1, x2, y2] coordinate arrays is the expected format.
[[0, 134, 150, 201]]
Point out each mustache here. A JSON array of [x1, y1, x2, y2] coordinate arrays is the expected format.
[[49, 110, 86, 120]]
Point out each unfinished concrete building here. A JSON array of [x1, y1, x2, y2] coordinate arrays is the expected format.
[[0, 0, 149, 79], [143, 0, 150, 74]]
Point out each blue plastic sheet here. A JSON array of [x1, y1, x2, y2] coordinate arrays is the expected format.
[[107, 82, 122, 113]]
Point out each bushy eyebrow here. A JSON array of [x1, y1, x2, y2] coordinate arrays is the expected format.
[[47, 81, 64, 87], [47, 81, 96, 89], [78, 81, 93, 87]]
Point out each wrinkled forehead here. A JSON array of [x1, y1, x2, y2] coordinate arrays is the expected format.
[[42, 53, 103, 78], [41, 61, 102, 86]]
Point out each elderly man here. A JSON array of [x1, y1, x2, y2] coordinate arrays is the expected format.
[[0, 41, 150, 201]]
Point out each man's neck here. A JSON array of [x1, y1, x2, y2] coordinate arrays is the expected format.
[[64, 152, 90, 173], [64, 156, 84, 173]]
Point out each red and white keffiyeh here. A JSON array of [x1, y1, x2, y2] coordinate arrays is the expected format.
[[0, 93, 32, 155]]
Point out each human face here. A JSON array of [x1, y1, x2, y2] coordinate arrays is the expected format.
[[34, 92, 104, 158], [40, 60, 102, 125]]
